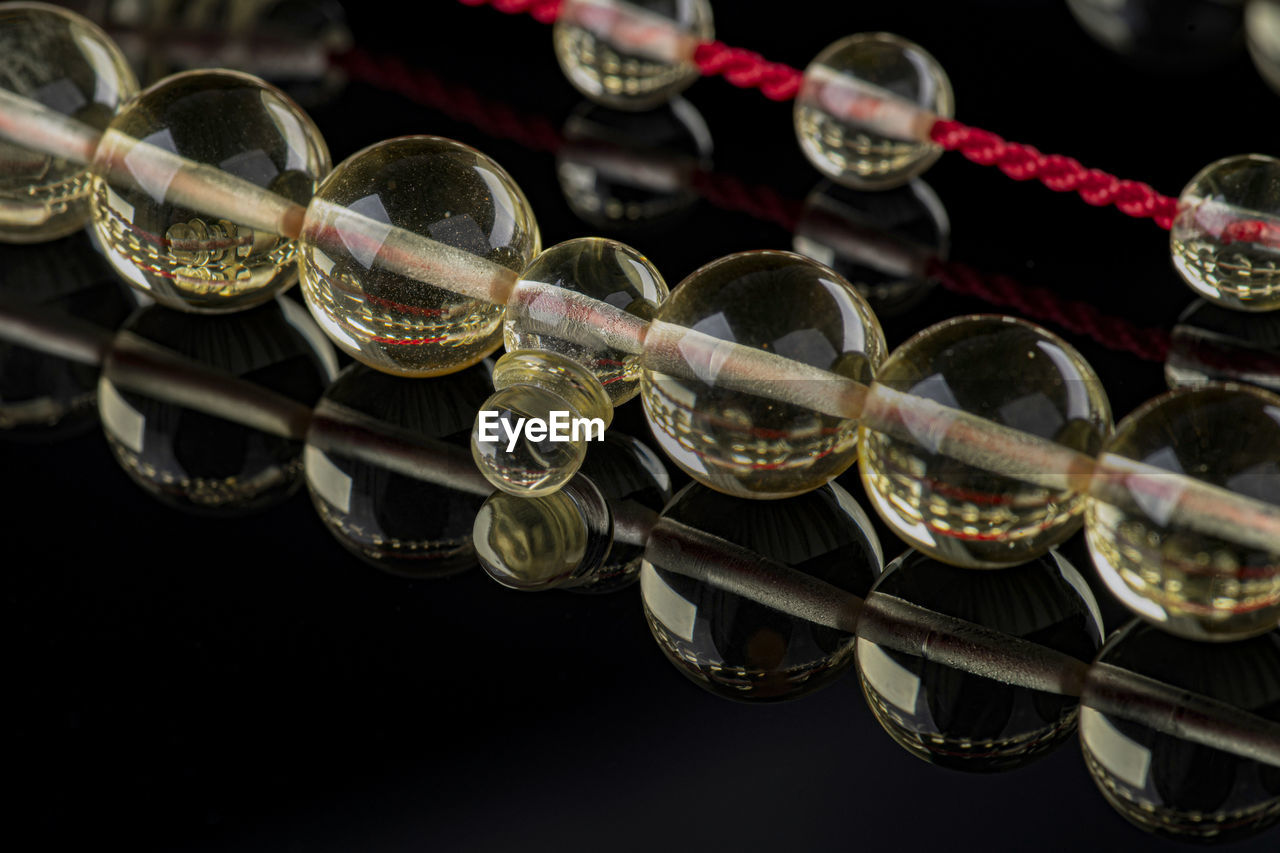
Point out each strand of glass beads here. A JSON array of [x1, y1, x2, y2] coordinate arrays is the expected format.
[[0, 3, 1278, 644], [464, 0, 1280, 313]]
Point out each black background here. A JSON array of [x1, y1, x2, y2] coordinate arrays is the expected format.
[[5, 1, 1279, 850]]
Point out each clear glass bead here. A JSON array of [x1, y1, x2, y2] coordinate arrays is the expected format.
[[471, 350, 613, 497], [505, 237, 668, 405], [794, 33, 953, 190], [99, 298, 336, 513], [552, 0, 714, 111], [1250, 0, 1280, 95], [640, 481, 882, 702], [1086, 384, 1280, 640], [474, 432, 671, 593], [859, 315, 1113, 568], [305, 361, 493, 579], [1171, 154, 1280, 312], [792, 178, 948, 317], [1080, 620, 1280, 843], [640, 250, 886, 499], [89, 69, 329, 312], [857, 549, 1103, 772], [557, 98, 712, 229], [0, 232, 135, 440], [1069, 0, 1244, 72], [0, 3, 137, 243], [297, 136, 540, 377], [1166, 299, 1280, 396]]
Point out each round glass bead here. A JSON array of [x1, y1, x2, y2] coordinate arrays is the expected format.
[[1080, 620, 1280, 843], [859, 315, 1113, 568], [471, 350, 613, 497], [1165, 299, 1280, 396], [1069, 0, 1244, 72], [0, 3, 138, 243], [0, 232, 134, 440], [640, 481, 882, 702], [297, 136, 540, 377], [99, 298, 336, 513], [552, 0, 714, 111], [794, 33, 953, 191], [1170, 154, 1280, 312], [505, 237, 668, 405], [89, 69, 329, 312], [857, 549, 1103, 772], [640, 250, 886, 499], [1086, 384, 1280, 641], [1249, 0, 1280, 95], [557, 98, 712, 229], [792, 178, 948, 318], [305, 361, 493, 579]]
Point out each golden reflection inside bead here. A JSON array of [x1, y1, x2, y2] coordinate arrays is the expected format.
[[553, 0, 714, 111], [1086, 384, 1280, 641], [859, 315, 1113, 568], [795, 32, 953, 190], [298, 136, 540, 376], [0, 3, 138, 243], [640, 250, 886, 499]]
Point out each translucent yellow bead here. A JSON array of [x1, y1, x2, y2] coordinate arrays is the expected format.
[[1080, 621, 1280, 842], [553, 0, 713, 111], [640, 481, 882, 701], [641, 250, 886, 499], [1171, 154, 1280, 312], [859, 315, 1113, 568], [90, 69, 329, 312], [298, 136, 540, 376], [305, 361, 493, 579], [505, 237, 668, 405], [1086, 384, 1280, 641], [0, 3, 137, 243], [795, 33, 953, 190], [857, 549, 1102, 771]]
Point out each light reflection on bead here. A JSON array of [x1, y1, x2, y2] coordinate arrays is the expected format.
[[553, 0, 714, 111], [90, 69, 329, 312], [1081, 621, 1280, 843], [858, 549, 1103, 771], [795, 33, 953, 191], [1249, 0, 1280, 95], [1171, 154, 1280, 312], [298, 136, 540, 377], [0, 3, 137, 243], [859, 315, 1113, 568], [640, 481, 882, 702], [640, 250, 886, 499], [1086, 384, 1280, 641]]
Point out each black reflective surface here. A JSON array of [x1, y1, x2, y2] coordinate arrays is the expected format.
[[5, 1, 1280, 850]]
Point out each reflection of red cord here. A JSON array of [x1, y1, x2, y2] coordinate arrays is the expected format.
[[334, 46, 1175, 363]]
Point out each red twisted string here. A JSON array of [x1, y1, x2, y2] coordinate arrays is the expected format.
[[691, 42, 803, 101], [455, 0, 564, 24]]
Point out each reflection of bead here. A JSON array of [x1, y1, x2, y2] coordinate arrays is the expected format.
[[1069, 0, 1245, 72], [792, 179, 947, 317], [1081, 621, 1280, 843], [860, 316, 1113, 568], [552, 0, 713, 111], [471, 350, 613, 497], [0, 3, 137, 243], [1165, 299, 1280, 395], [858, 549, 1103, 771], [641, 250, 885, 499], [99, 299, 335, 513], [640, 482, 882, 702], [90, 70, 329, 312], [305, 362, 493, 579], [298, 136, 540, 376], [1171, 154, 1280, 312], [557, 98, 712, 229], [1249, 0, 1280, 95], [1086, 384, 1280, 641], [506, 237, 668, 405], [794, 33, 953, 190]]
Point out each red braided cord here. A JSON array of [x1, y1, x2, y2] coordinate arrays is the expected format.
[[455, 0, 1187, 230]]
